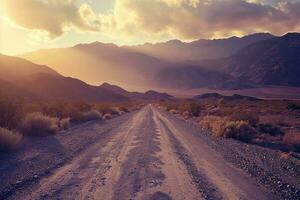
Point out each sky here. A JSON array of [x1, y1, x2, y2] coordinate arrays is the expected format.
[[1, 0, 300, 55]]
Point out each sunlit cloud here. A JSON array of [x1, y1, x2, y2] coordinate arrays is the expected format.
[[1, 0, 300, 43]]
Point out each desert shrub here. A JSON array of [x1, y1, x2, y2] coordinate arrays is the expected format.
[[200, 115, 227, 137], [0, 97, 23, 129], [200, 116, 256, 142], [19, 112, 59, 136], [222, 121, 257, 142], [259, 114, 291, 127], [103, 113, 112, 120], [118, 106, 129, 113], [169, 109, 179, 114], [97, 104, 114, 115], [82, 110, 102, 121], [283, 132, 300, 152], [228, 112, 259, 127], [111, 107, 122, 116], [41, 100, 92, 119], [188, 103, 203, 117], [258, 123, 284, 136], [287, 103, 300, 111], [69, 111, 85, 124], [0, 127, 22, 152], [59, 118, 70, 130], [199, 115, 223, 130]]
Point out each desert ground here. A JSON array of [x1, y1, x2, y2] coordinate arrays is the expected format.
[[1, 105, 299, 200]]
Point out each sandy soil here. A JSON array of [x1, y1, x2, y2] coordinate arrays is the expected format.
[[0, 105, 299, 200]]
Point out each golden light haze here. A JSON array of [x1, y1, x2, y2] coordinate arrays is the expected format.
[[1, 0, 300, 55]]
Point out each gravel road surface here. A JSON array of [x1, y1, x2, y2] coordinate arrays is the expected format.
[[1, 105, 299, 200]]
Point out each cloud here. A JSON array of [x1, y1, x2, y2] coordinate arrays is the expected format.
[[1, 0, 300, 42], [0, 0, 97, 38], [111, 0, 300, 40]]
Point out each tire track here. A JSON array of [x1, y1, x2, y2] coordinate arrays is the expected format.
[[153, 106, 276, 200], [153, 110, 222, 200], [15, 109, 145, 200]]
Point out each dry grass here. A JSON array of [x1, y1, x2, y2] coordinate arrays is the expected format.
[[0, 127, 22, 151], [59, 118, 70, 130], [19, 112, 59, 137], [199, 115, 223, 130], [200, 116, 256, 141], [221, 121, 257, 142], [82, 110, 102, 121], [0, 97, 23, 129], [163, 98, 300, 150], [258, 123, 283, 136]]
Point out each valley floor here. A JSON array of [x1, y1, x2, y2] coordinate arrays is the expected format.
[[0, 105, 299, 200], [161, 86, 300, 100]]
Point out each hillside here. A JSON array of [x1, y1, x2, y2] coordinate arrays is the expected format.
[[222, 33, 300, 86], [21, 33, 274, 89], [0, 54, 58, 81], [156, 33, 300, 89], [0, 54, 173, 102], [15, 73, 129, 102], [22, 42, 172, 87], [99, 83, 173, 101], [130, 33, 274, 61], [20, 32, 300, 90]]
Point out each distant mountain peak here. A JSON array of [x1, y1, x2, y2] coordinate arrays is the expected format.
[[74, 41, 119, 49]]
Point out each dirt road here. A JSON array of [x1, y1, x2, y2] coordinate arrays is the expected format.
[[1, 105, 299, 200]]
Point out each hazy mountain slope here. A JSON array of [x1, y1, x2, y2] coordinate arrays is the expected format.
[[130, 33, 274, 61], [223, 33, 300, 86], [0, 54, 172, 102], [155, 66, 253, 89], [0, 79, 37, 100], [99, 83, 173, 100], [0, 54, 130, 102], [22, 42, 172, 87], [156, 33, 300, 89], [0, 54, 58, 81], [15, 73, 129, 102]]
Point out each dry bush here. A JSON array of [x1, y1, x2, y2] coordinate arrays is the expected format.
[[118, 106, 129, 113], [258, 123, 283, 136], [19, 112, 59, 136], [0, 127, 22, 151], [59, 118, 70, 130], [170, 109, 179, 114], [82, 110, 102, 121], [97, 104, 114, 115], [41, 100, 92, 119], [259, 114, 291, 127], [0, 97, 23, 129], [287, 103, 300, 111], [283, 132, 300, 152], [111, 107, 122, 116], [103, 113, 112, 120], [228, 112, 259, 127], [221, 121, 257, 142], [187, 103, 203, 117], [199, 115, 224, 130], [200, 116, 256, 142]]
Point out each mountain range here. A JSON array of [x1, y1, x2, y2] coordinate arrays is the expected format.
[[156, 33, 300, 89], [0, 54, 172, 102], [15, 32, 300, 90], [130, 33, 274, 62], [21, 33, 277, 89]]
